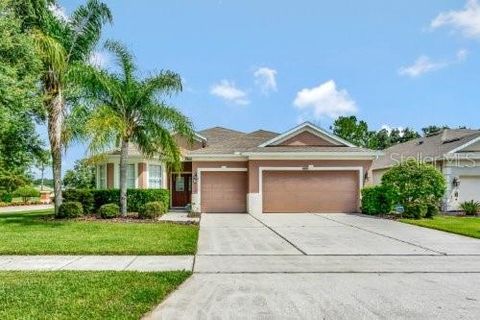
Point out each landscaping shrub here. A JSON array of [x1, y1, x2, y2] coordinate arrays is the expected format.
[[403, 201, 428, 219], [0, 191, 13, 203], [382, 160, 446, 219], [93, 189, 169, 212], [57, 201, 84, 218], [138, 201, 166, 219], [460, 200, 480, 216], [98, 203, 120, 219], [63, 189, 95, 213], [361, 185, 394, 215], [12, 186, 40, 204]]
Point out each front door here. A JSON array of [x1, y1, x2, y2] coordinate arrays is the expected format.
[[172, 174, 192, 207]]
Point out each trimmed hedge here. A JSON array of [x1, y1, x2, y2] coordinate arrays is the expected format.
[[63, 188, 170, 213], [138, 201, 166, 219], [63, 189, 95, 213], [57, 201, 84, 218], [361, 185, 395, 215], [98, 203, 120, 219]]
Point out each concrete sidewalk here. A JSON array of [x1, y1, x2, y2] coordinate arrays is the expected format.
[[0, 255, 193, 272], [0, 204, 53, 213]]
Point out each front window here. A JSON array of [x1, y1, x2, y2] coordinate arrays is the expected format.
[[118, 164, 136, 188], [127, 164, 135, 188], [99, 165, 106, 189], [149, 165, 162, 188]]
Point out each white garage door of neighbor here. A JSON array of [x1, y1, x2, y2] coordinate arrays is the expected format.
[[459, 176, 480, 203]]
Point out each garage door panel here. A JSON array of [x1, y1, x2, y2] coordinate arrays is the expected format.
[[459, 176, 480, 203], [201, 172, 247, 213], [263, 171, 359, 213]]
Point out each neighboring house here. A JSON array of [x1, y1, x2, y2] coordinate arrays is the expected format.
[[371, 129, 480, 211], [95, 122, 380, 214]]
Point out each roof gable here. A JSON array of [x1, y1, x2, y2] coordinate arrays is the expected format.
[[258, 122, 355, 148]]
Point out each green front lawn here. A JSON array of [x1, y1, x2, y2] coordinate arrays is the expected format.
[[401, 215, 480, 239], [0, 271, 190, 320], [0, 210, 198, 255]]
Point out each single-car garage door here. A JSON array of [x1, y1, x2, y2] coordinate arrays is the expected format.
[[459, 176, 480, 203], [262, 171, 359, 213], [201, 171, 247, 213]]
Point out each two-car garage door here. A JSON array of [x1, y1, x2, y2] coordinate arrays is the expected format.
[[262, 171, 359, 213]]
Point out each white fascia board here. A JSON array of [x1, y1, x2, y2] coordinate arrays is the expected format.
[[447, 136, 480, 154], [243, 151, 381, 160], [258, 122, 356, 148], [187, 154, 247, 161]]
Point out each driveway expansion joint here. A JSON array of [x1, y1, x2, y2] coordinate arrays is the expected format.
[[315, 214, 446, 256], [248, 213, 308, 255]]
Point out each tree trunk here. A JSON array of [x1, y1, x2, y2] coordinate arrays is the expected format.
[[40, 165, 45, 191], [47, 93, 64, 215], [119, 138, 129, 216]]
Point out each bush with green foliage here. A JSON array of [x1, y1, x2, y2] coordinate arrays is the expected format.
[[57, 201, 84, 219], [138, 201, 166, 219], [381, 160, 446, 219], [98, 203, 120, 219], [63, 189, 95, 213], [0, 191, 13, 203], [13, 186, 40, 204], [460, 200, 480, 216], [93, 189, 169, 212], [361, 185, 395, 215]]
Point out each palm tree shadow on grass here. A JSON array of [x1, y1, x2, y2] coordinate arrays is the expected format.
[[0, 212, 68, 227]]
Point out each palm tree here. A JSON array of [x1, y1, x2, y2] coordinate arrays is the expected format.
[[14, 0, 112, 214], [75, 40, 194, 216]]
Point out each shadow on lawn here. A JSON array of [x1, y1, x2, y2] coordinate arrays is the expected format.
[[0, 211, 67, 228]]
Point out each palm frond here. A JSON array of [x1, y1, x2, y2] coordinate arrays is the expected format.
[[66, 0, 112, 63], [104, 40, 135, 84], [139, 71, 182, 101]]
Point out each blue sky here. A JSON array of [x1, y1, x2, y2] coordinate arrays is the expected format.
[[39, 0, 480, 176]]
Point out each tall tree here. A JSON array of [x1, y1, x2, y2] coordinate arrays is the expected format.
[[421, 125, 449, 136], [74, 41, 194, 216], [330, 116, 370, 147], [13, 0, 112, 214], [63, 159, 95, 189], [0, 0, 43, 178]]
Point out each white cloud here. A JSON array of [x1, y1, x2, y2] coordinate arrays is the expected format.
[[210, 80, 249, 105], [88, 51, 109, 68], [48, 4, 69, 22], [398, 56, 447, 77], [399, 49, 469, 78], [431, 0, 480, 38], [293, 80, 358, 119], [254, 67, 277, 94], [457, 48, 469, 61]]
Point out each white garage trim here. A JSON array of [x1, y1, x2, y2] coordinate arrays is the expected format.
[[255, 166, 364, 214], [193, 167, 248, 213]]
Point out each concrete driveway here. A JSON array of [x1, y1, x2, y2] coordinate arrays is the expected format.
[[146, 213, 480, 320]]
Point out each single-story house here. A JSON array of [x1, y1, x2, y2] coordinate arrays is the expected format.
[[371, 128, 480, 211], [95, 122, 380, 214]]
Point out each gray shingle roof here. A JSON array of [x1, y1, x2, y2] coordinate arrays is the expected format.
[[188, 130, 279, 155], [188, 129, 374, 155], [372, 129, 480, 170], [198, 127, 245, 146]]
